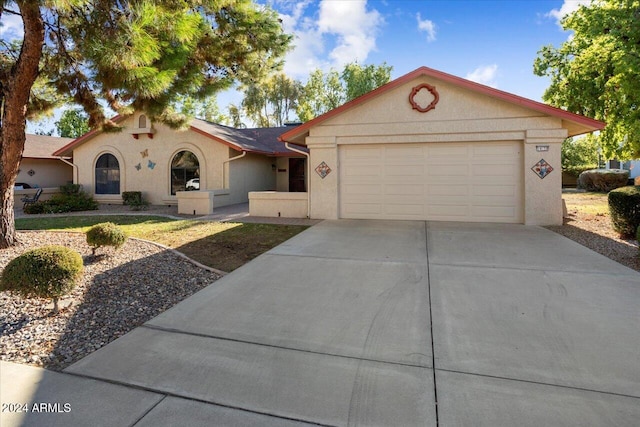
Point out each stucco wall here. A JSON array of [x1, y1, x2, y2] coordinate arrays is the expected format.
[[304, 75, 568, 225], [72, 114, 274, 206], [17, 158, 72, 189]]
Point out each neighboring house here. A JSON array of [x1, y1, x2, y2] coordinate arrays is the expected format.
[[17, 134, 74, 188], [606, 160, 639, 181], [53, 115, 307, 211], [270, 66, 604, 226]]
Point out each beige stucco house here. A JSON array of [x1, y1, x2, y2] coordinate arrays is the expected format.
[[14, 134, 74, 201], [53, 115, 307, 213], [270, 66, 604, 226], [17, 134, 74, 189]]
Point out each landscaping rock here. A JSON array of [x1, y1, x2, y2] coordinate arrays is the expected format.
[[0, 232, 220, 371], [577, 169, 629, 192]]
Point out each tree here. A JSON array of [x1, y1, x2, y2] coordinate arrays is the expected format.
[[297, 69, 344, 122], [297, 62, 392, 122], [56, 108, 90, 138], [341, 62, 393, 102], [178, 96, 229, 125], [0, 1, 291, 247], [240, 72, 302, 126], [534, 0, 640, 159], [561, 135, 601, 177]]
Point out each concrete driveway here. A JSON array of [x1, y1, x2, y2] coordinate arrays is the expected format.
[[7, 220, 639, 426]]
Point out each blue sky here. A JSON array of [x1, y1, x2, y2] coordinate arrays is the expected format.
[[269, 0, 586, 101], [0, 0, 590, 132]]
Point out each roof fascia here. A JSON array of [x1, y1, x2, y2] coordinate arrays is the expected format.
[[279, 66, 605, 143]]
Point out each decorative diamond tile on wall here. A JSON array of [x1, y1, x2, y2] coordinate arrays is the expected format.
[[315, 161, 332, 179], [531, 159, 554, 179]]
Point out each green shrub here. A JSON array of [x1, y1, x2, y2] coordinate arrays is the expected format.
[[86, 222, 127, 255], [122, 191, 148, 211], [23, 189, 98, 214], [578, 169, 629, 192], [1, 245, 83, 313], [23, 202, 47, 214], [608, 186, 640, 238], [59, 183, 83, 195]]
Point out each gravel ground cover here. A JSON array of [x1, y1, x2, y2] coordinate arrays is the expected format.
[[0, 231, 220, 371], [546, 192, 640, 273]]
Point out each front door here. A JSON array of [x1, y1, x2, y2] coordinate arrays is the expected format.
[[289, 158, 306, 192]]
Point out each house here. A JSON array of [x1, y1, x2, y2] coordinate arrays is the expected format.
[[18, 134, 74, 188], [256, 66, 604, 226], [53, 116, 307, 214], [14, 134, 74, 202], [606, 160, 639, 183]]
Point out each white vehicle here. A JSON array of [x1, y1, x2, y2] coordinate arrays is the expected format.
[[186, 178, 200, 190]]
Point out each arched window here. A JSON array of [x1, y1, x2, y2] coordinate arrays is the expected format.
[[171, 151, 200, 195], [95, 153, 120, 194], [138, 114, 147, 128]]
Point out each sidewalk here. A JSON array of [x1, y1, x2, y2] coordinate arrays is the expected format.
[[14, 202, 321, 226]]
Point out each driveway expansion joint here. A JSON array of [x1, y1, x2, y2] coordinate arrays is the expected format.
[[140, 324, 433, 370], [62, 368, 336, 427], [434, 367, 640, 400]]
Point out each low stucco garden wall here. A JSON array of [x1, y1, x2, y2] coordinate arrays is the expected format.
[[249, 191, 308, 218]]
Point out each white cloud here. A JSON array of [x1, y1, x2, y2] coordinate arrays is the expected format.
[[318, 0, 383, 67], [416, 13, 436, 42], [278, 0, 384, 78], [465, 64, 499, 87], [0, 8, 24, 40], [547, 0, 592, 26]]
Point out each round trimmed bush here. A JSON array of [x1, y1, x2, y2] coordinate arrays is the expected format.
[[86, 222, 127, 255], [578, 169, 629, 192], [608, 186, 640, 238], [1, 245, 83, 313]]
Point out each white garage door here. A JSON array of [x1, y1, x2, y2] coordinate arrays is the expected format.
[[339, 142, 523, 223]]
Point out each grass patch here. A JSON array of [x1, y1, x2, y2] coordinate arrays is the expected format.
[[16, 216, 308, 272], [563, 191, 609, 216]]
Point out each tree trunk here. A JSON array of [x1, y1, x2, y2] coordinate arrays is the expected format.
[[0, 3, 44, 248]]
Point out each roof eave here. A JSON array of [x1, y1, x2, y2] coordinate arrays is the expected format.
[[279, 66, 606, 144]]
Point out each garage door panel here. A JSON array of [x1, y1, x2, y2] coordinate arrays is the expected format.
[[429, 184, 469, 196], [339, 142, 523, 223], [384, 184, 424, 196], [342, 183, 382, 194], [472, 184, 516, 197], [470, 205, 518, 219], [384, 204, 424, 216], [427, 144, 470, 158], [428, 205, 469, 217], [428, 165, 470, 176], [385, 165, 424, 177]]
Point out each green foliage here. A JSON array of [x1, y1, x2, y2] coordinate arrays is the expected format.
[[341, 62, 393, 102], [241, 73, 302, 127], [562, 136, 600, 177], [297, 62, 392, 122], [1, 245, 83, 312], [608, 186, 640, 237], [55, 109, 90, 138], [122, 191, 148, 211], [534, 0, 640, 159], [637, 225, 640, 247], [59, 184, 83, 195], [23, 189, 98, 214], [5, 1, 291, 130], [86, 222, 127, 255]]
